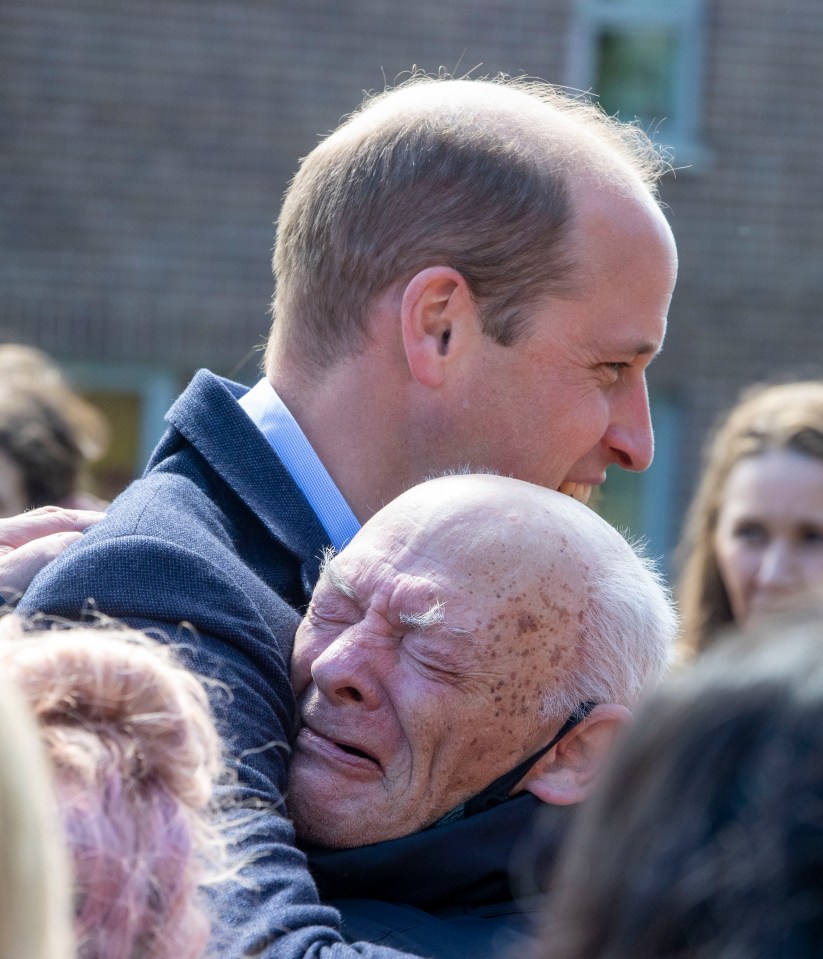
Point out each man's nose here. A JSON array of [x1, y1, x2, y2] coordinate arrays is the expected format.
[[606, 380, 655, 473], [310, 636, 382, 709]]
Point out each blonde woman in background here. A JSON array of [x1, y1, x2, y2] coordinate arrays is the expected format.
[[677, 380, 823, 655]]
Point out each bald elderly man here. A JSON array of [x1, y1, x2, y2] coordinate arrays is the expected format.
[[18, 476, 674, 958], [21, 72, 677, 959], [282, 475, 675, 956]]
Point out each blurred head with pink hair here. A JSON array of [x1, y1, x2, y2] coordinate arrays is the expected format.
[[0, 617, 230, 959]]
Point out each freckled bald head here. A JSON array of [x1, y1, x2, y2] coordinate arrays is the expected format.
[[289, 473, 676, 846], [367, 471, 625, 605], [362, 473, 676, 716]]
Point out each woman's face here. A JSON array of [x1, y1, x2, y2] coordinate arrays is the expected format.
[[715, 449, 823, 623]]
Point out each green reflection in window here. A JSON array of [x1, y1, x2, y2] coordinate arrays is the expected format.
[[592, 395, 680, 578], [596, 29, 679, 124]]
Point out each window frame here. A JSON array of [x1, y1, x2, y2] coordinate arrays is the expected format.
[[64, 362, 180, 478], [566, 0, 709, 168]]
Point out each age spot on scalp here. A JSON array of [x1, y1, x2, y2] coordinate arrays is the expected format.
[[517, 611, 542, 635], [549, 645, 567, 668]]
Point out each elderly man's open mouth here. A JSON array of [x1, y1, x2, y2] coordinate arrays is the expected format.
[[297, 724, 383, 773]]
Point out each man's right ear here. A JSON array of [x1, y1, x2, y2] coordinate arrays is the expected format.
[[400, 267, 478, 388], [522, 704, 632, 806]]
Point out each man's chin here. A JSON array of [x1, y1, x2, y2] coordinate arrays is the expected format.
[[287, 769, 386, 848], [290, 799, 395, 849], [288, 780, 420, 849], [289, 803, 350, 849]]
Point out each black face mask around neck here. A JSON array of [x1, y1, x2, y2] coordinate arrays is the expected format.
[[430, 701, 597, 827]]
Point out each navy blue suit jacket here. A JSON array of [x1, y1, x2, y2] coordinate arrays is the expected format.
[[21, 370, 547, 959], [21, 370, 421, 959]]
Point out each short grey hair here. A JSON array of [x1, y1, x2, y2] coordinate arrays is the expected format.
[[540, 537, 678, 721]]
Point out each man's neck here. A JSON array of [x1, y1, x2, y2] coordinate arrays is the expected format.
[[268, 358, 413, 525]]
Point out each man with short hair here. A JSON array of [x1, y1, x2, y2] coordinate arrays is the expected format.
[[264, 76, 676, 519], [21, 74, 678, 958]]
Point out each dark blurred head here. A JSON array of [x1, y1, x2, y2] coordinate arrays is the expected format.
[[0, 346, 108, 515], [538, 610, 823, 959]]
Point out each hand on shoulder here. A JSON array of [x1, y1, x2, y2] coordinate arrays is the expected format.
[[0, 506, 105, 600]]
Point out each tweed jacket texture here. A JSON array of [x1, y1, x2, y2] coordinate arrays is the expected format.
[[20, 369, 549, 959]]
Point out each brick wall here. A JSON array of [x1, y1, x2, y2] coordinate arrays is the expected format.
[[2, 0, 823, 540], [0, 0, 572, 374], [656, 0, 823, 514]]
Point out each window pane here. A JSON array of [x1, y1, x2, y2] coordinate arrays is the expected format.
[[595, 29, 679, 125], [82, 390, 141, 502]]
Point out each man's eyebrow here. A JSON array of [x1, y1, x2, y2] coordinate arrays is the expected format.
[[399, 600, 446, 632], [316, 553, 473, 639], [318, 549, 359, 602], [399, 602, 477, 643]]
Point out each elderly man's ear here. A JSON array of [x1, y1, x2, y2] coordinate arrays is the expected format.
[[400, 266, 482, 388], [522, 704, 633, 806]]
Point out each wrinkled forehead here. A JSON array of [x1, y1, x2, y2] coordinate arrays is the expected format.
[[334, 497, 591, 625], [333, 507, 472, 591]]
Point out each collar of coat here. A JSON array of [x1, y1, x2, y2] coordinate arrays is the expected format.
[[302, 793, 572, 910]]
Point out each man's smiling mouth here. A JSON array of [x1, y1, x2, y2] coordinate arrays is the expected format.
[[558, 481, 593, 505]]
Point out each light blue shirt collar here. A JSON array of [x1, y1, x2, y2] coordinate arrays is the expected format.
[[239, 379, 361, 553]]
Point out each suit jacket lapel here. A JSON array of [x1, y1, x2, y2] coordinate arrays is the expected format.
[[163, 370, 332, 602]]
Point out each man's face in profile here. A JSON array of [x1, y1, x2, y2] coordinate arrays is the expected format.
[[287, 498, 585, 849], [447, 185, 676, 504]]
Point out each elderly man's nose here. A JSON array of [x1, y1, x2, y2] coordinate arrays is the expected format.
[[310, 639, 381, 708]]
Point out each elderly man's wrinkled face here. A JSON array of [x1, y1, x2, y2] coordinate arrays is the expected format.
[[287, 498, 586, 848]]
